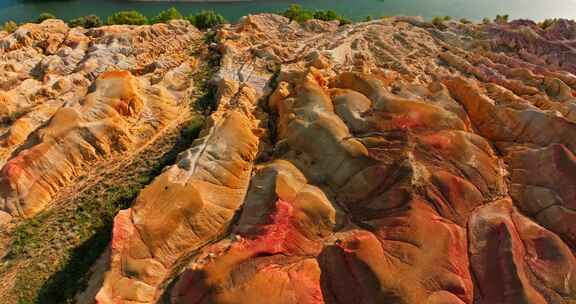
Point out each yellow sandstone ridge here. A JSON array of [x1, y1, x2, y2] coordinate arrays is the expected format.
[[96, 79, 262, 303], [0, 70, 182, 217]]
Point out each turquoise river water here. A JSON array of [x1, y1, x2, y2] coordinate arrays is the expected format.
[[0, 0, 575, 24]]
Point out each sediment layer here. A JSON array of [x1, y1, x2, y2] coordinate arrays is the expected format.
[[1, 14, 575, 304]]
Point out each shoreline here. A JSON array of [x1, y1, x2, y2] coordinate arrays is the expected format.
[[1, 0, 574, 25]]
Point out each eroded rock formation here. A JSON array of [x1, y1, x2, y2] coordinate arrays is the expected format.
[[1, 13, 576, 304], [167, 15, 576, 304], [0, 19, 201, 220], [96, 78, 262, 303]]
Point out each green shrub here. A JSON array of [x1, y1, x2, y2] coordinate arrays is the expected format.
[[68, 14, 103, 28], [460, 18, 471, 24], [37, 12, 56, 23], [364, 16, 373, 22], [482, 17, 491, 24], [107, 10, 148, 25], [432, 16, 445, 27], [494, 14, 509, 24], [282, 5, 350, 25], [540, 18, 559, 29], [181, 116, 205, 140], [314, 9, 351, 25], [338, 17, 352, 25], [2, 20, 18, 33], [187, 10, 226, 30], [282, 4, 312, 22], [313, 9, 339, 22], [151, 7, 183, 24]]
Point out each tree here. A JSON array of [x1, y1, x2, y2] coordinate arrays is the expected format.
[[187, 10, 226, 30], [494, 14, 509, 24], [282, 5, 350, 25], [68, 15, 103, 28], [37, 12, 56, 23], [151, 7, 183, 24], [432, 16, 445, 27], [540, 18, 559, 29], [338, 17, 352, 25], [2, 20, 18, 33], [313, 9, 351, 25], [313, 9, 339, 22], [107, 10, 148, 25], [282, 4, 313, 23]]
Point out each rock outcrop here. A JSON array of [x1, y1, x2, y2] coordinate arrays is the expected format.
[[0, 70, 184, 217], [96, 78, 262, 303], [1, 13, 576, 304], [0, 19, 202, 220], [169, 15, 576, 304]]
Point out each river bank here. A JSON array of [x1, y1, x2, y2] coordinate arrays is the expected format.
[[1, 0, 576, 24]]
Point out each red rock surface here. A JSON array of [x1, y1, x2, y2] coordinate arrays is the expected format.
[[96, 79, 262, 303], [94, 15, 576, 304], [0, 19, 201, 220], [1, 14, 576, 304]]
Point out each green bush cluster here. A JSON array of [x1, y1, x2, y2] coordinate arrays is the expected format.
[[494, 14, 509, 24], [2, 20, 18, 33], [63, 7, 226, 29], [36, 12, 56, 23], [103, 7, 226, 29], [17, 5, 362, 30], [151, 7, 183, 24], [68, 14, 102, 28], [2, 6, 532, 33], [187, 10, 227, 30], [106, 10, 148, 25], [282, 4, 313, 22], [540, 18, 559, 29], [432, 15, 451, 27], [282, 4, 351, 25]]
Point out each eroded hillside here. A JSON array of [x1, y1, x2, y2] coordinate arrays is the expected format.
[[0, 14, 575, 304]]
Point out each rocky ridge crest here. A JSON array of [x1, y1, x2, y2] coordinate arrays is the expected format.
[[0, 14, 575, 304]]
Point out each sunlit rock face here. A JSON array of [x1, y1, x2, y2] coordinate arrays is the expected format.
[[0, 19, 202, 220], [168, 68, 490, 304], [165, 15, 576, 304], [0, 70, 184, 217], [2, 13, 576, 304], [95, 78, 263, 303]]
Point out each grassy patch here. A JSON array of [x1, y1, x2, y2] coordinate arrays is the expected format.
[[11, 185, 138, 303], [0, 20, 220, 304], [4, 113, 206, 303], [190, 41, 221, 114], [3, 80, 213, 304]]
